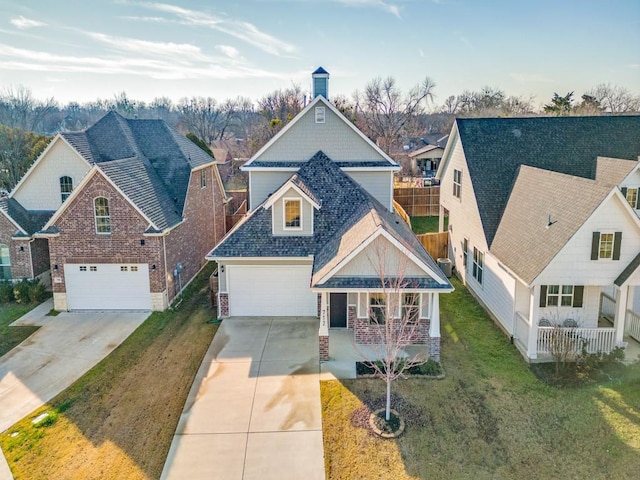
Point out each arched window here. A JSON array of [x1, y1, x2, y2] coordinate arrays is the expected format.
[[60, 176, 73, 202], [0, 244, 11, 280], [94, 197, 111, 234]]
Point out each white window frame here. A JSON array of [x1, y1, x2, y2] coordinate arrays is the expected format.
[[94, 197, 111, 234], [472, 247, 484, 284], [60, 176, 73, 203], [626, 187, 638, 209], [545, 285, 574, 307], [369, 292, 386, 325], [402, 292, 420, 324], [598, 232, 614, 259], [0, 243, 11, 280], [462, 237, 469, 270], [315, 106, 326, 123], [283, 197, 302, 230], [453, 169, 462, 199]]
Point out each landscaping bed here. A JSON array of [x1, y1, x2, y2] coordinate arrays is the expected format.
[[355, 359, 444, 378], [0, 263, 219, 480], [321, 277, 640, 480]]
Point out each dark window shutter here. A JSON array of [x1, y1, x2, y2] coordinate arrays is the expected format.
[[539, 285, 547, 308], [621, 187, 627, 197], [573, 286, 584, 308], [591, 232, 600, 260], [613, 232, 622, 260]]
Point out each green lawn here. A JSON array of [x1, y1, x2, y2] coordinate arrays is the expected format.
[[0, 303, 40, 356], [321, 278, 640, 480], [0, 264, 219, 480], [410, 216, 440, 234]]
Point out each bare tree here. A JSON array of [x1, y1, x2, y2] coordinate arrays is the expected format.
[[587, 83, 640, 113], [177, 96, 235, 145], [357, 240, 429, 421], [0, 126, 49, 189], [0, 86, 58, 132], [353, 75, 436, 153]]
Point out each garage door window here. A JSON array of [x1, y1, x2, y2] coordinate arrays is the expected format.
[[94, 197, 111, 234]]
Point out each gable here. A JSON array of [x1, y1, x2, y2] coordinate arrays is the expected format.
[[270, 186, 314, 236], [535, 191, 640, 286], [251, 97, 392, 164], [12, 137, 91, 211]]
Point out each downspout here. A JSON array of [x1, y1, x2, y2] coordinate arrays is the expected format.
[[162, 234, 169, 305]]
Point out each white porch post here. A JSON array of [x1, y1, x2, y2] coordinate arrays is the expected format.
[[614, 286, 628, 344], [429, 293, 440, 338], [319, 292, 329, 336], [527, 286, 540, 360]]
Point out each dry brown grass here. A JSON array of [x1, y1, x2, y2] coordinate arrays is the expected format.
[[1, 265, 218, 480]]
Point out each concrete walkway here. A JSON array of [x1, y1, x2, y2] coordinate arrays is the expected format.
[[161, 317, 325, 480], [0, 300, 149, 480]]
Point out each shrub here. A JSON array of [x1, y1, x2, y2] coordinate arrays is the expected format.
[[13, 280, 32, 304], [28, 281, 47, 303], [0, 281, 14, 303]]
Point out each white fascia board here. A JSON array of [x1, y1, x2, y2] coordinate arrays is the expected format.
[[207, 256, 314, 262], [191, 161, 217, 171], [434, 122, 459, 180], [263, 181, 321, 210], [10, 135, 89, 198], [241, 166, 300, 172], [311, 287, 454, 293], [341, 166, 400, 172]]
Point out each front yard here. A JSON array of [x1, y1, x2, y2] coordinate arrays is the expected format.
[[321, 278, 640, 479], [0, 303, 39, 356], [0, 264, 218, 480]]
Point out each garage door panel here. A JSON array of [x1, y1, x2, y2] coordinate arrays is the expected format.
[[228, 265, 316, 316], [64, 264, 151, 310]]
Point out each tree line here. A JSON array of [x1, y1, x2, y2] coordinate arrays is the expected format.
[[0, 80, 638, 190]]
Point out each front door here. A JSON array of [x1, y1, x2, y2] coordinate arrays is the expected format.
[[330, 293, 347, 328]]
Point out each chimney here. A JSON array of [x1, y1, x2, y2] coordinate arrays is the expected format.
[[312, 66, 329, 99]]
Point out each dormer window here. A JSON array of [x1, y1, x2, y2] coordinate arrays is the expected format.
[[284, 198, 302, 229], [60, 176, 73, 202], [315, 107, 325, 124]]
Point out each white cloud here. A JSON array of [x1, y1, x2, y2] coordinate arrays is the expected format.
[[10, 16, 46, 29], [510, 73, 554, 83], [84, 32, 207, 60], [142, 3, 296, 56], [333, 0, 401, 18], [120, 16, 170, 23], [216, 45, 241, 59]]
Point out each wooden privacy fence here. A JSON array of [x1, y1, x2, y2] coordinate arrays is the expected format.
[[225, 199, 247, 232], [393, 186, 440, 216], [416, 231, 448, 260]]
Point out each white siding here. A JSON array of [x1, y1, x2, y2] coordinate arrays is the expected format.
[[347, 171, 393, 209], [538, 285, 600, 328], [13, 138, 90, 210], [535, 194, 640, 286], [336, 236, 426, 277], [249, 171, 294, 210], [271, 187, 314, 236], [255, 104, 386, 163]]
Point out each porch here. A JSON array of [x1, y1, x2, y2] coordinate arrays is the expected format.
[[514, 291, 640, 363]]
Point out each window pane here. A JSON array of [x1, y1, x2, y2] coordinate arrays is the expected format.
[[548, 285, 559, 295], [547, 296, 559, 306], [561, 285, 573, 295], [0, 244, 10, 265], [599, 233, 613, 258], [284, 200, 301, 228]]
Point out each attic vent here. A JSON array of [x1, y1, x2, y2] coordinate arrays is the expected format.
[[315, 107, 326, 124]]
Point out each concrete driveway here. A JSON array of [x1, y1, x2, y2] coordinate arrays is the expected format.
[[0, 300, 148, 479], [161, 317, 325, 480]]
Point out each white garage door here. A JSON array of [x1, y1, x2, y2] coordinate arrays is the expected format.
[[228, 264, 317, 316], [64, 263, 151, 310]]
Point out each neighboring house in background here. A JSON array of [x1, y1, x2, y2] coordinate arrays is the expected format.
[[437, 115, 640, 362], [408, 137, 447, 178], [208, 68, 453, 361], [2, 111, 227, 310]]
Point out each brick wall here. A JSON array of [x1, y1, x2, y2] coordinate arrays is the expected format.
[[31, 238, 50, 276], [319, 335, 329, 362], [354, 317, 431, 345], [429, 337, 441, 362], [347, 306, 356, 329], [0, 213, 31, 279], [48, 171, 166, 295], [164, 165, 226, 303], [219, 293, 229, 317]]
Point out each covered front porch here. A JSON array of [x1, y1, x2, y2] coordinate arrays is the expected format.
[[513, 284, 640, 363]]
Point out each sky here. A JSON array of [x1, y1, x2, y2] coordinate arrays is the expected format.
[[0, 0, 638, 109]]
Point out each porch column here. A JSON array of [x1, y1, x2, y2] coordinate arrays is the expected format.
[[526, 286, 540, 360], [429, 293, 441, 362], [319, 292, 329, 361], [614, 286, 628, 344]]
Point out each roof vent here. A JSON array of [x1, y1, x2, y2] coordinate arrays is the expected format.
[[312, 67, 329, 99]]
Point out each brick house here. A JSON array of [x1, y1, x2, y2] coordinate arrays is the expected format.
[[2, 111, 227, 310], [208, 68, 452, 361]]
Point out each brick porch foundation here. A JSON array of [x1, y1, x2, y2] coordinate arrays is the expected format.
[[319, 335, 329, 362]]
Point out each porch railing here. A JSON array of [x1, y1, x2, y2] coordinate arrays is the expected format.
[[537, 327, 616, 355], [514, 311, 529, 349], [600, 292, 616, 321], [626, 310, 640, 343]]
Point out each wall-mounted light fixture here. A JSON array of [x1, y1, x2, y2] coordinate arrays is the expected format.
[[54, 264, 58, 270], [140, 239, 145, 246], [221, 265, 225, 273], [151, 264, 156, 270], [19, 246, 24, 252]]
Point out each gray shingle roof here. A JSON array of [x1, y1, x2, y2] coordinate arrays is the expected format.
[[0, 198, 53, 236], [490, 166, 613, 284], [212, 151, 450, 289], [615, 252, 640, 287], [61, 111, 215, 228], [456, 115, 640, 246]]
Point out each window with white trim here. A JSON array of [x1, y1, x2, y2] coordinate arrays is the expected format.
[[121, 266, 128, 272], [283, 198, 301, 229], [89, 266, 97, 272], [591, 231, 622, 261], [472, 247, 483, 284], [60, 176, 73, 203], [131, 265, 138, 272], [453, 169, 462, 199], [370, 292, 386, 324], [402, 293, 420, 323], [315, 106, 325, 123], [94, 197, 111, 234], [462, 238, 469, 269], [539, 285, 584, 308], [0, 244, 10, 280], [625, 187, 638, 209], [79, 266, 87, 272]]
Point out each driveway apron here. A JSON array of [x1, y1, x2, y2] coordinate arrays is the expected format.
[[161, 317, 325, 480], [0, 300, 148, 480]]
